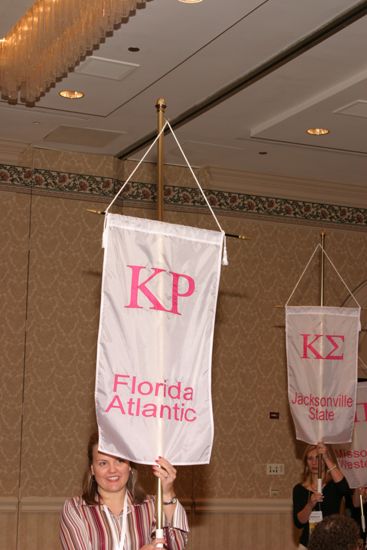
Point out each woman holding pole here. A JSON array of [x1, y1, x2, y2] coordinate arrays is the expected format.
[[292, 442, 349, 549], [60, 432, 189, 550]]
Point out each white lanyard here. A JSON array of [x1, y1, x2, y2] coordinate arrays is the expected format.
[[104, 492, 128, 550]]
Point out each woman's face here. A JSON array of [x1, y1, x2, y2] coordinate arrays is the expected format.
[[306, 448, 319, 474], [91, 445, 130, 495]]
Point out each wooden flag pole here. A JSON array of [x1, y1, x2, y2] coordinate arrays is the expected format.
[[320, 231, 325, 308], [155, 97, 166, 547], [156, 98, 166, 223], [318, 232, 325, 492], [317, 233, 325, 487]]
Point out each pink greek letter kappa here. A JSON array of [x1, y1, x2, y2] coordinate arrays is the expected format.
[[124, 265, 195, 315], [301, 333, 344, 360]]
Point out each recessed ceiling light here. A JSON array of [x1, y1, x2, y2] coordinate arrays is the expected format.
[[306, 127, 330, 136], [128, 46, 140, 52], [59, 89, 84, 99], [178, 0, 203, 3]]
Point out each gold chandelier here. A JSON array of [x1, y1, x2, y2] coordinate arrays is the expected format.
[[0, 0, 147, 105]]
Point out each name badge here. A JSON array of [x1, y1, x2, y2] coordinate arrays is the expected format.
[[309, 510, 323, 534]]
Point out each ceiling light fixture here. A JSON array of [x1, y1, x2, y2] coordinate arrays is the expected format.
[[59, 89, 84, 99], [0, 0, 145, 104], [178, 0, 203, 3], [306, 127, 330, 136]]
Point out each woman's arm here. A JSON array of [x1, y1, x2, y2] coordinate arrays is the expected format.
[[153, 456, 178, 524], [317, 443, 344, 484], [164, 501, 189, 550], [296, 491, 323, 525], [293, 484, 323, 528], [59, 497, 91, 550], [152, 457, 189, 549], [164, 526, 189, 550]]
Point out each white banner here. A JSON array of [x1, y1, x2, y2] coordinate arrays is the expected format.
[[286, 306, 360, 444], [334, 382, 367, 489], [95, 214, 224, 465]]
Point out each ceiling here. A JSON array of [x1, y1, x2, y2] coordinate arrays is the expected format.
[[1, 0, 367, 207]]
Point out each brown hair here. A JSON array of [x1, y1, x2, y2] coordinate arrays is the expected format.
[[82, 432, 146, 505], [308, 514, 361, 550]]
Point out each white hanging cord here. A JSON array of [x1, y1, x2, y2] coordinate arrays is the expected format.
[[285, 243, 361, 307], [104, 118, 228, 264], [285, 244, 321, 306], [105, 120, 169, 214], [165, 120, 227, 265], [321, 245, 361, 308], [165, 120, 224, 234]]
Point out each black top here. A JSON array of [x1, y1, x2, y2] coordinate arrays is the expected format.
[[292, 478, 350, 546]]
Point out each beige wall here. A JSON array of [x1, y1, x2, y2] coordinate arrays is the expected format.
[[1, 151, 367, 549]]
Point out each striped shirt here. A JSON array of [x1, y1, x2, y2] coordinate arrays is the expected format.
[[60, 492, 189, 550]]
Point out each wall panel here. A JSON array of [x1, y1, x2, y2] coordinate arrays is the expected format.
[[0, 189, 30, 497], [1, 498, 299, 550], [1, 157, 367, 548]]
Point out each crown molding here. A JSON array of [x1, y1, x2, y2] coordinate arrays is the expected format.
[[206, 166, 367, 209], [0, 144, 364, 210], [0, 139, 30, 165]]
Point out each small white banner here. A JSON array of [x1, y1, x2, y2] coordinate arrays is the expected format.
[[334, 382, 367, 489], [286, 306, 360, 444], [95, 214, 224, 465]]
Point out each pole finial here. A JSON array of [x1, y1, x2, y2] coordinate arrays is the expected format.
[[155, 98, 167, 112], [156, 99, 166, 222]]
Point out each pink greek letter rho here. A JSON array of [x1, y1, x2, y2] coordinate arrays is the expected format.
[[124, 265, 195, 315]]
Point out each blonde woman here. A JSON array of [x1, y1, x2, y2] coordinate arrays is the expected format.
[[293, 443, 350, 549]]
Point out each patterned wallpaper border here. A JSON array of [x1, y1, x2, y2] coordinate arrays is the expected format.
[[1, 163, 366, 227]]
